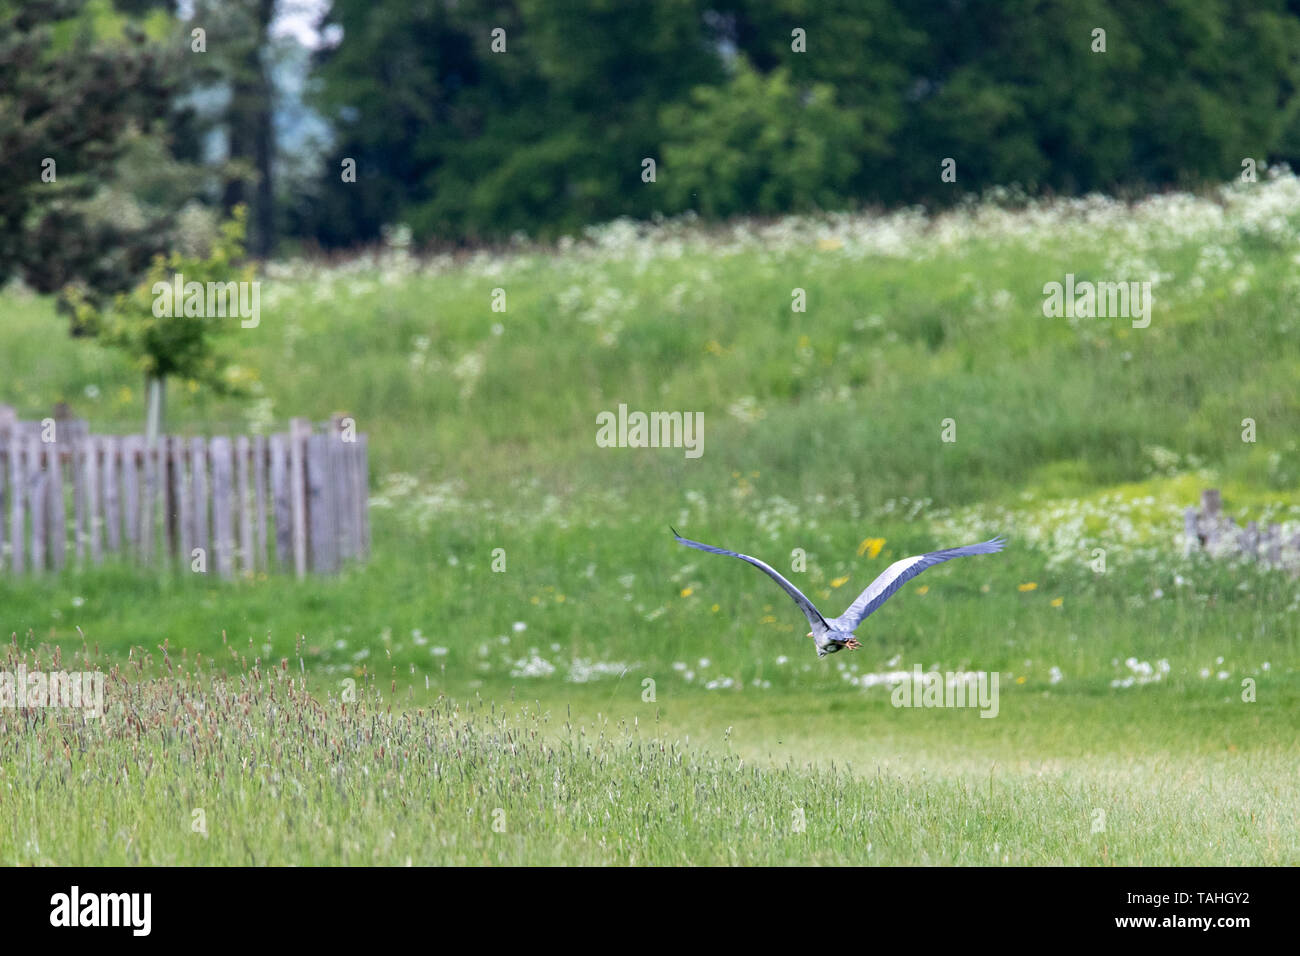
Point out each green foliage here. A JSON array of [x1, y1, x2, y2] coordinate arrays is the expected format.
[[73, 207, 257, 396], [888, 0, 1300, 198], [301, 0, 724, 243], [289, 0, 1300, 245], [0, 0, 186, 297], [16, 0, 1300, 254], [661, 60, 862, 217]]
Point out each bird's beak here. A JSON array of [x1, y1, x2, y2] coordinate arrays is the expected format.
[[806, 632, 813, 639]]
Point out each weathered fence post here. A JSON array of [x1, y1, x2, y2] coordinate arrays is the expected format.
[[8, 427, 23, 574], [172, 436, 189, 570], [289, 417, 311, 579], [269, 433, 290, 570], [165, 434, 180, 566], [211, 436, 235, 580], [330, 415, 355, 564], [305, 427, 333, 573], [103, 436, 121, 556], [252, 434, 268, 572], [139, 436, 158, 565], [122, 436, 140, 561], [27, 433, 46, 571], [48, 430, 66, 571], [235, 435, 253, 576], [87, 434, 102, 565], [0, 405, 14, 569], [190, 436, 209, 570]]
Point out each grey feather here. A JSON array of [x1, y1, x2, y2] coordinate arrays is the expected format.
[[671, 528, 829, 633], [832, 537, 1005, 631], [672, 528, 1005, 657]]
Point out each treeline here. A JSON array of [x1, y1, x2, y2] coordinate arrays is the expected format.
[[298, 0, 1300, 245], [6, 0, 1300, 291]]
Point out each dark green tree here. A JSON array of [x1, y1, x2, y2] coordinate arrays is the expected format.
[[287, 0, 1300, 243], [299, 0, 723, 244], [0, 0, 178, 311]]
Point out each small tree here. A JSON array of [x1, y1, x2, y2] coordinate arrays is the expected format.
[[660, 60, 864, 219], [68, 207, 258, 442]]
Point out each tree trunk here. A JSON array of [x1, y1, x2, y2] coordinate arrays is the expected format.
[[222, 0, 277, 258], [145, 374, 166, 445]]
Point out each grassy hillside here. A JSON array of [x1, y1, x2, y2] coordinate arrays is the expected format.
[[1, 174, 1298, 864]]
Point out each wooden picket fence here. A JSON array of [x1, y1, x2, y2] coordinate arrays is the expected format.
[[1184, 488, 1299, 570], [0, 406, 368, 578]]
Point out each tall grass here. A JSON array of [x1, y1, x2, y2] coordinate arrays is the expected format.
[[2, 645, 1293, 865]]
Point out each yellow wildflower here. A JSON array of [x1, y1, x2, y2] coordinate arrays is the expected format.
[[830, 575, 850, 588], [680, 587, 693, 598], [1018, 582, 1038, 592], [857, 537, 885, 559]]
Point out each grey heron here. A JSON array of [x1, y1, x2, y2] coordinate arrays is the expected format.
[[671, 529, 1005, 657]]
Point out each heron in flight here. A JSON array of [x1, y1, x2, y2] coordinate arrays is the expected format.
[[671, 529, 1005, 657]]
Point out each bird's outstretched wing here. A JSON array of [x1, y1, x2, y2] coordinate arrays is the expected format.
[[672, 528, 829, 633], [833, 537, 1005, 631]]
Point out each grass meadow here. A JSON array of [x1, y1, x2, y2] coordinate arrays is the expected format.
[[2, 174, 1299, 864]]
